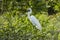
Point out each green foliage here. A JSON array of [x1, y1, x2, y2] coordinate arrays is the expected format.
[[0, 11, 60, 40], [0, 0, 60, 40]]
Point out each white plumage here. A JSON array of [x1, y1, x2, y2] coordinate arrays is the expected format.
[[27, 8, 42, 30]]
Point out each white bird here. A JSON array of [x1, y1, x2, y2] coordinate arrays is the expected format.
[[27, 8, 42, 30]]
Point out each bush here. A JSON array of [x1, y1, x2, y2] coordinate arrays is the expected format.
[[0, 11, 60, 40]]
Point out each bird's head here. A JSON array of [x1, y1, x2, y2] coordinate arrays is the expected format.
[[27, 8, 32, 14]]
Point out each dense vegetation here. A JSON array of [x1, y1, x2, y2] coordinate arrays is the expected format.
[[0, 0, 60, 40]]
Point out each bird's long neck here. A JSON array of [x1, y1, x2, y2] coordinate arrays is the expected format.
[[28, 13, 31, 18]]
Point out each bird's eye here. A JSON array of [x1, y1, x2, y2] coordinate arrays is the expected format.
[[27, 10, 30, 12]]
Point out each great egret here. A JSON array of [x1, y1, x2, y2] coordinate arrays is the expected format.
[[27, 8, 42, 30]]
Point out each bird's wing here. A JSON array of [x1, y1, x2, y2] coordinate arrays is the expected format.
[[30, 15, 40, 25], [30, 15, 42, 30]]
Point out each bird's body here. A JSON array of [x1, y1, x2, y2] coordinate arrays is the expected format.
[[27, 8, 42, 30], [29, 15, 42, 30]]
